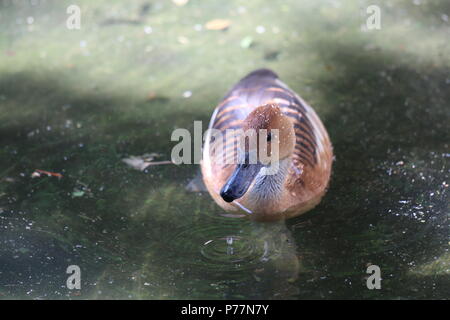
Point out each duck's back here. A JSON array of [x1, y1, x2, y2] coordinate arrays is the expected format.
[[210, 69, 282, 130]]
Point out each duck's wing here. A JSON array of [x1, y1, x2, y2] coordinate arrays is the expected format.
[[210, 69, 281, 130]]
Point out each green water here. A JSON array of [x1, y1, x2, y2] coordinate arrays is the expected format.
[[0, 0, 449, 299]]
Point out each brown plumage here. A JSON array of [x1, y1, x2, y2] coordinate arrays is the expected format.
[[201, 69, 333, 221]]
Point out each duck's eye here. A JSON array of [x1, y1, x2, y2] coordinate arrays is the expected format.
[[267, 132, 272, 142]]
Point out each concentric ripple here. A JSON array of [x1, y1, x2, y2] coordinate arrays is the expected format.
[[200, 235, 268, 268], [168, 216, 284, 274]]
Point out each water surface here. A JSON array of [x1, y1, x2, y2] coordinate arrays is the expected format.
[[0, 0, 449, 299]]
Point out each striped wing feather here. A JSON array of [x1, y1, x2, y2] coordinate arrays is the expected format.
[[207, 69, 319, 176]]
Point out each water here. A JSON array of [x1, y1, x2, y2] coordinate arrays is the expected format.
[[0, 0, 449, 299]]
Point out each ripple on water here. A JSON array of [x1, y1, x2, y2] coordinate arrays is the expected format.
[[169, 217, 282, 275], [200, 235, 269, 271]]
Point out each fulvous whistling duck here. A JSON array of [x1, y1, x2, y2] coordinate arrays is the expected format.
[[201, 69, 333, 221]]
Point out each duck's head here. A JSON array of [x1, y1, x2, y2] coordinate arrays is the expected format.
[[220, 104, 295, 203]]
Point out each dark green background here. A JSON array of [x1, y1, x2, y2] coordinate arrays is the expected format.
[[0, 0, 448, 299]]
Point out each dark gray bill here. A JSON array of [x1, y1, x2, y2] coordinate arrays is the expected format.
[[220, 161, 262, 203]]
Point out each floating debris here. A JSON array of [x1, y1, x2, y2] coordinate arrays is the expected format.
[[205, 19, 231, 31], [240, 36, 253, 49], [27, 129, 40, 137], [264, 50, 280, 61], [255, 25, 265, 34], [146, 92, 169, 103], [237, 6, 247, 14], [122, 153, 172, 171], [177, 36, 189, 45], [72, 190, 84, 198], [72, 181, 93, 198], [182, 90, 192, 98], [139, 3, 152, 18], [144, 26, 153, 34], [31, 169, 63, 179], [173, 0, 189, 6]]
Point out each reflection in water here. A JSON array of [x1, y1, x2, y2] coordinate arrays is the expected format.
[[159, 215, 300, 299]]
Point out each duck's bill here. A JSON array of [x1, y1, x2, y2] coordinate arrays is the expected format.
[[220, 162, 262, 203]]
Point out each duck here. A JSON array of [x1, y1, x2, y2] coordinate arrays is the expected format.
[[201, 69, 333, 221]]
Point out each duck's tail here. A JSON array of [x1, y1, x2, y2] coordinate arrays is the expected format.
[[241, 68, 279, 81]]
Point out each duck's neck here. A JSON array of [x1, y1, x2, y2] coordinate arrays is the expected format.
[[247, 157, 291, 205]]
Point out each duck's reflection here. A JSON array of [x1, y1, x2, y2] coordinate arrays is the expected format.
[[219, 220, 301, 299]]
